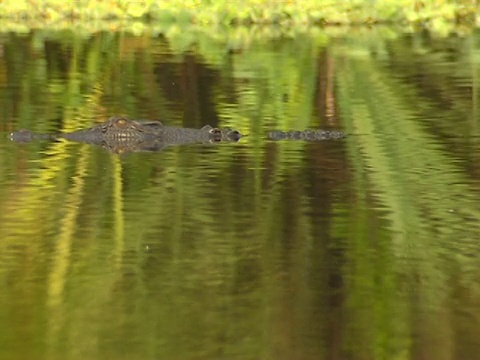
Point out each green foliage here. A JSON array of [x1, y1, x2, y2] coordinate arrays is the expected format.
[[0, 0, 477, 26]]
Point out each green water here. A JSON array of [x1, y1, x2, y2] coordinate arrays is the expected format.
[[0, 27, 479, 360]]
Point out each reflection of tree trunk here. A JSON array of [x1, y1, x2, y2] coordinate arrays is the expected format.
[[265, 140, 351, 359], [154, 54, 221, 128], [316, 49, 327, 123], [316, 49, 337, 126], [307, 144, 349, 360], [311, 49, 352, 356], [325, 54, 336, 124], [267, 174, 316, 360], [180, 56, 201, 125]]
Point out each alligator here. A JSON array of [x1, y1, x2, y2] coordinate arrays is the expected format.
[[10, 116, 345, 154], [10, 116, 243, 154]]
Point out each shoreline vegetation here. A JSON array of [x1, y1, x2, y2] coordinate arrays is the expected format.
[[0, 0, 478, 27]]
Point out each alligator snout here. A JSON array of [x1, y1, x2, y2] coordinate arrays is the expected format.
[[10, 130, 34, 143], [208, 128, 243, 142]]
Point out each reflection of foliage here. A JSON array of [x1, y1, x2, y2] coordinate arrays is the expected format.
[[384, 33, 480, 160], [0, 29, 349, 359], [1, 28, 480, 360], [335, 35, 480, 359]]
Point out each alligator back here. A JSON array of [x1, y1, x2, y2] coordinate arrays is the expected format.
[[268, 130, 346, 141]]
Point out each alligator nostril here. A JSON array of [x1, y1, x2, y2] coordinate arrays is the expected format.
[[228, 130, 241, 140]]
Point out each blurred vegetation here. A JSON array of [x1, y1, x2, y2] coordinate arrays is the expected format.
[[0, 26, 480, 359], [0, 0, 478, 30], [335, 32, 480, 358]]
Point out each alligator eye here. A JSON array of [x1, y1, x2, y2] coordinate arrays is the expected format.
[[115, 118, 128, 128], [209, 128, 221, 135]]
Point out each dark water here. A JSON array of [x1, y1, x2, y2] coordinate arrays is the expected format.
[[0, 27, 480, 360]]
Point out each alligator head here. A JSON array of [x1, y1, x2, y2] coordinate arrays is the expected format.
[[89, 116, 243, 153]]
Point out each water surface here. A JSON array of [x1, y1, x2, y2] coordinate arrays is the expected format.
[[0, 28, 479, 360]]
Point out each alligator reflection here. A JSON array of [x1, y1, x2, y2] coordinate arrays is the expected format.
[[10, 116, 243, 154]]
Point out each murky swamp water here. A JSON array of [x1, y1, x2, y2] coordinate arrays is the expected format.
[[0, 27, 479, 359]]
